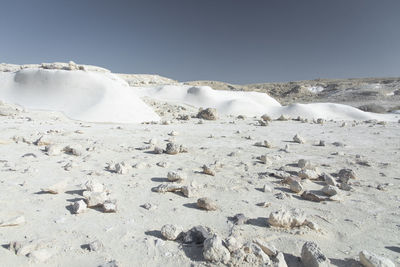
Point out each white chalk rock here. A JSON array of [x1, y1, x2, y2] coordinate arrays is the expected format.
[[263, 184, 273, 193], [322, 185, 339, 196], [225, 236, 242, 252], [181, 185, 199, 198], [253, 238, 278, 257], [83, 191, 108, 207], [102, 200, 117, 213], [289, 179, 303, 193], [114, 162, 129, 174], [167, 171, 186, 183], [293, 134, 305, 144], [359, 250, 395, 267], [152, 183, 182, 193], [298, 159, 313, 169], [165, 142, 180, 155], [85, 179, 104, 192], [301, 241, 331, 267], [64, 145, 83, 156], [161, 224, 182, 240], [71, 200, 87, 214], [323, 173, 338, 186], [88, 240, 104, 251], [299, 169, 320, 180], [41, 180, 68, 194], [45, 145, 62, 156], [202, 165, 216, 176], [338, 168, 357, 183], [269, 208, 307, 228], [197, 108, 218, 120], [197, 197, 218, 211], [203, 234, 231, 263]]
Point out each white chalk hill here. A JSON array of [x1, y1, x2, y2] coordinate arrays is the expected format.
[[0, 63, 398, 123], [138, 85, 398, 121], [0, 68, 160, 123]]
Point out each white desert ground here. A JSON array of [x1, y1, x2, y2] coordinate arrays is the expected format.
[[0, 62, 399, 267]]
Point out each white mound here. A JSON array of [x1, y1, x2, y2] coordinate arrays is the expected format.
[[138, 85, 282, 115], [0, 69, 160, 123], [139, 85, 399, 121]]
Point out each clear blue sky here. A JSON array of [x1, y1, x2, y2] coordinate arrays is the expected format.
[[1, 0, 399, 84]]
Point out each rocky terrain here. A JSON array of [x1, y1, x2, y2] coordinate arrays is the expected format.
[[0, 63, 399, 266]]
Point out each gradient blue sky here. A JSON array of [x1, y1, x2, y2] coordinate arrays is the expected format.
[[1, 0, 399, 84]]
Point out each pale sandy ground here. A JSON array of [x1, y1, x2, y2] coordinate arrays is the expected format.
[[0, 100, 399, 267]]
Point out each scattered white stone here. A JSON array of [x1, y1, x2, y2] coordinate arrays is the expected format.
[[85, 179, 104, 192], [114, 162, 129, 174], [83, 191, 108, 207], [203, 234, 231, 263], [289, 179, 303, 193], [197, 108, 218, 120], [263, 184, 273, 193], [258, 120, 269, 126], [277, 114, 290, 121], [293, 134, 306, 144], [322, 185, 339, 196], [88, 240, 103, 252], [258, 155, 272, 165], [102, 200, 117, 213], [167, 171, 186, 183], [253, 239, 278, 257], [301, 241, 331, 267], [44, 145, 62, 156], [156, 161, 168, 168], [153, 146, 164, 154], [41, 179, 68, 194], [197, 197, 218, 211], [140, 203, 156, 210], [71, 200, 87, 214], [0, 215, 25, 227], [298, 159, 313, 169], [63, 145, 83, 156], [261, 114, 272, 122], [168, 131, 179, 136], [268, 208, 307, 228], [165, 142, 180, 155], [152, 183, 182, 193], [202, 165, 216, 176], [301, 191, 325, 202], [161, 224, 182, 240], [299, 169, 320, 180], [243, 242, 271, 265], [225, 236, 242, 252], [339, 183, 353, 191], [338, 168, 357, 183], [107, 162, 129, 174], [323, 173, 338, 186], [181, 185, 199, 198], [359, 250, 395, 267]]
